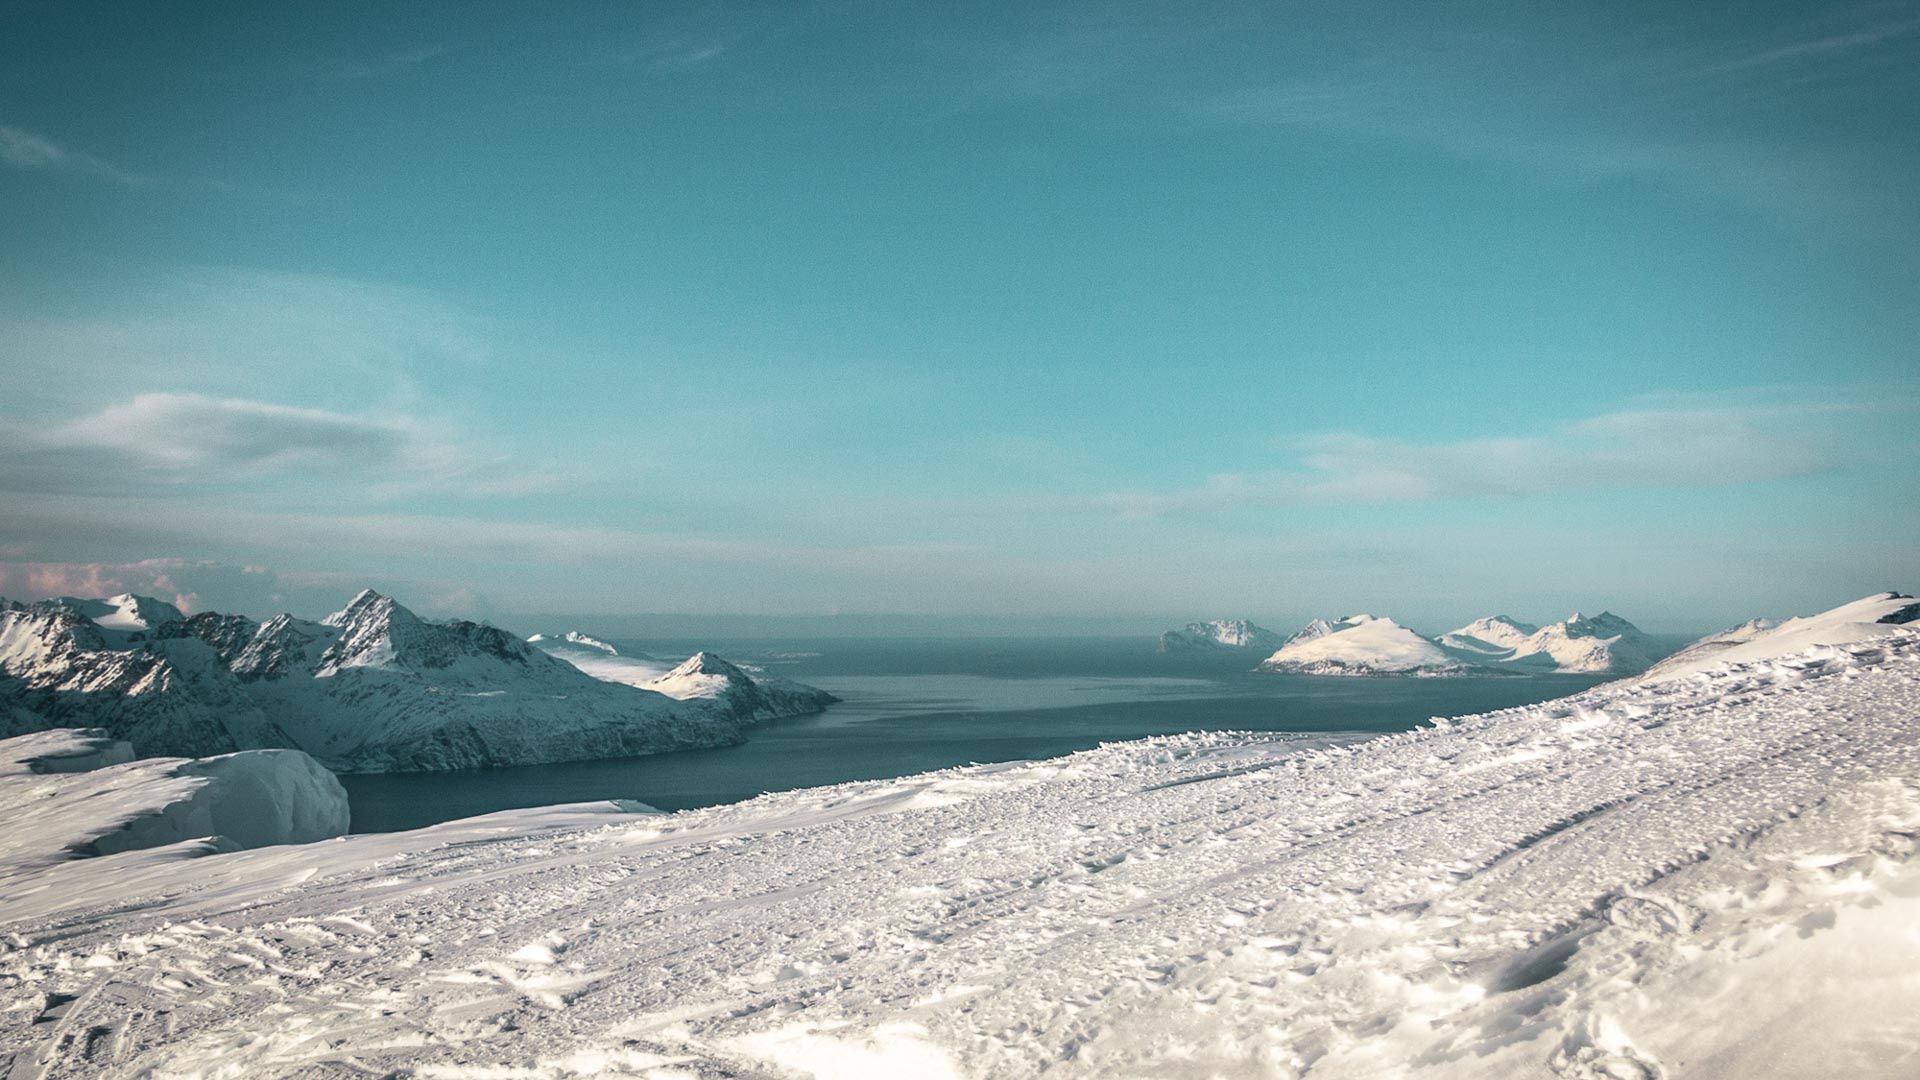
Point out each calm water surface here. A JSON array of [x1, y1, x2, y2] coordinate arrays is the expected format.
[[341, 637, 1607, 832]]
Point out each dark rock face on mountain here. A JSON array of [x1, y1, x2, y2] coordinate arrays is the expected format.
[[1, 591, 837, 772]]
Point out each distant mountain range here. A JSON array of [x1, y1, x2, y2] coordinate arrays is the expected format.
[[1168, 595, 1920, 678], [0, 590, 835, 772], [1162, 608, 1667, 676]]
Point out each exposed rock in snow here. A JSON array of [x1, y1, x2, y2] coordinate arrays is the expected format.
[[2, 613, 1916, 1077], [0, 600, 280, 757], [1, 592, 839, 772], [1157, 619, 1286, 653], [1258, 614, 1485, 676], [0, 728, 347, 891], [1638, 591, 1919, 683]]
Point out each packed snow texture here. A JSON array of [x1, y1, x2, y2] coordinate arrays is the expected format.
[[0, 591, 836, 772], [1157, 620, 1286, 653], [1258, 614, 1481, 676], [7, 596, 1914, 1077], [0, 728, 347, 898]]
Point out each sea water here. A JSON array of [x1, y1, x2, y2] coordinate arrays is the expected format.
[[341, 636, 1609, 832]]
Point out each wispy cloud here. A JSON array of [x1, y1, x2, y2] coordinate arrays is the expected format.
[[0, 266, 491, 412], [4, 391, 559, 501], [1703, 12, 1920, 75], [312, 43, 456, 81], [1091, 394, 1912, 517], [0, 123, 147, 185], [593, 36, 736, 74], [50, 393, 413, 471]]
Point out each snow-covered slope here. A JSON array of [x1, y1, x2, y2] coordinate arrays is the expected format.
[[1639, 591, 1919, 683], [0, 728, 347, 892], [1258, 614, 1484, 676], [1437, 614, 1537, 656], [1, 592, 838, 772], [528, 630, 674, 685], [3, 627, 1917, 1077], [1157, 619, 1285, 653]]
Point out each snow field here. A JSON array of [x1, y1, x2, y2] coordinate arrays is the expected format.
[[1, 630, 1916, 1076]]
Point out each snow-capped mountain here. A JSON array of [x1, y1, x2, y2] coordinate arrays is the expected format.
[[526, 630, 619, 655], [1437, 615, 1539, 656], [0, 598, 285, 757], [1439, 611, 1660, 674], [642, 652, 840, 718], [51, 593, 185, 636], [1257, 614, 1483, 677], [524, 635, 833, 720], [1156, 619, 1285, 653], [1510, 611, 1658, 673], [1639, 591, 1919, 683], [1, 591, 838, 772]]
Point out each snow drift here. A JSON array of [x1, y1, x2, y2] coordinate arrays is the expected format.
[[0, 728, 347, 884]]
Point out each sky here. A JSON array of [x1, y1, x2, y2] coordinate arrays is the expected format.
[[1, 0, 1916, 634]]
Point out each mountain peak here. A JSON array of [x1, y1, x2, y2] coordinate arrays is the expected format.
[[323, 589, 403, 628], [665, 651, 750, 680]]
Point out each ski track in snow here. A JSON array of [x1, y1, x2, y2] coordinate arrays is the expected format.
[[3, 636, 1919, 1078]]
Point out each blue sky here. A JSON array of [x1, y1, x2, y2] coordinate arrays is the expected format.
[[1, 1, 1915, 633]]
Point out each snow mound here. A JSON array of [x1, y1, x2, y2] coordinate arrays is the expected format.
[[1157, 619, 1285, 653], [0, 728, 347, 882], [1259, 614, 1483, 676], [1639, 591, 1920, 683]]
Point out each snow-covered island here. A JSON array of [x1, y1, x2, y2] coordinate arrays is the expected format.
[[1157, 619, 1287, 653], [0, 590, 836, 772], [1254, 609, 1664, 676], [1, 592, 1916, 1076]]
